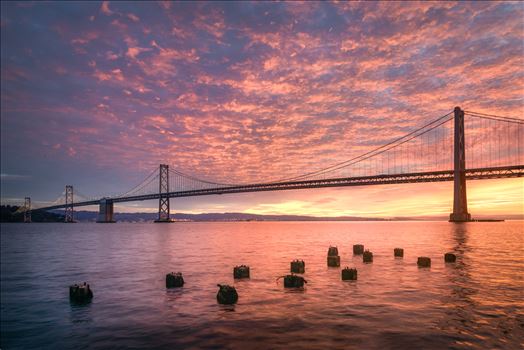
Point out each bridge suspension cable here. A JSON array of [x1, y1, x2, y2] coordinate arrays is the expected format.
[[170, 169, 240, 189], [268, 111, 454, 182], [464, 110, 524, 124], [123, 173, 159, 197], [74, 189, 96, 202], [112, 168, 160, 198], [463, 110, 523, 169]]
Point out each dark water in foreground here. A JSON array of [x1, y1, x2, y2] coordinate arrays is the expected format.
[[1, 221, 523, 349]]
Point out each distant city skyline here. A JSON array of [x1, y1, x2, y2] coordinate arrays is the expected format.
[[1, 1, 523, 217]]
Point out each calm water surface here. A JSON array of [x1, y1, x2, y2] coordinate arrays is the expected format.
[[1, 221, 523, 349]]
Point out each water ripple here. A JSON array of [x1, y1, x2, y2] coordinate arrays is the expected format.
[[1, 221, 523, 349]]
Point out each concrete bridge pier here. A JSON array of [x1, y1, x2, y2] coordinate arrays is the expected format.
[[97, 199, 115, 223]]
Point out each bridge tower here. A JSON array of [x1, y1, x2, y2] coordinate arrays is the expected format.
[[65, 185, 75, 223], [155, 164, 171, 222], [449, 107, 472, 222], [24, 197, 31, 223]]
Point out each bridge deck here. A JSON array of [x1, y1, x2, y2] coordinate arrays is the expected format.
[[35, 165, 524, 211]]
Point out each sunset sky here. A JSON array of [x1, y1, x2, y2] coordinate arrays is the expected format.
[[1, 1, 523, 217]]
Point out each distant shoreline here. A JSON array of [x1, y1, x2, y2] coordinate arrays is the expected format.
[[2, 205, 522, 223], [3, 220, 523, 224]]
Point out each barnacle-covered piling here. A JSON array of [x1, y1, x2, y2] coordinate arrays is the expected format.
[[327, 246, 341, 267], [341, 267, 357, 281], [327, 255, 340, 267], [444, 253, 456, 263], [417, 257, 431, 267], [363, 250, 373, 263], [290, 260, 305, 274], [216, 284, 238, 304], [327, 246, 339, 256], [166, 272, 184, 288], [353, 244, 364, 255], [233, 265, 250, 279], [281, 274, 307, 288], [69, 282, 93, 303]]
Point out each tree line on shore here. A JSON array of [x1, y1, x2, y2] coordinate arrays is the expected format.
[[0, 205, 64, 222]]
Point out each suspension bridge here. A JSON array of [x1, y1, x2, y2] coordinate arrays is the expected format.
[[19, 107, 524, 223]]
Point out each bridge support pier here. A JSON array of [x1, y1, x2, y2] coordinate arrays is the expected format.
[[154, 164, 172, 223], [449, 107, 472, 222], [97, 199, 115, 223]]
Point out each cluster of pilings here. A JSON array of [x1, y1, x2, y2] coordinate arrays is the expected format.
[[70, 248, 457, 306]]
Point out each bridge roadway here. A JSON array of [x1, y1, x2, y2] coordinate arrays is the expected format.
[[35, 165, 524, 211]]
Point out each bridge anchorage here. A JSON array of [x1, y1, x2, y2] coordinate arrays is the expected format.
[[25, 106, 523, 223]]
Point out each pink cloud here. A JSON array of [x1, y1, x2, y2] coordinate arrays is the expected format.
[[70, 31, 99, 45], [127, 13, 140, 22], [2, 2, 523, 215], [105, 51, 119, 60], [67, 146, 77, 157], [100, 1, 113, 16]]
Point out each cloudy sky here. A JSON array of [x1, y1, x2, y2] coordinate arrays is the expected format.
[[1, 1, 523, 217]]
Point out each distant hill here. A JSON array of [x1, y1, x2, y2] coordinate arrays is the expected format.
[[50, 210, 524, 222], [51, 210, 395, 222], [3, 207, 521, 223]]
